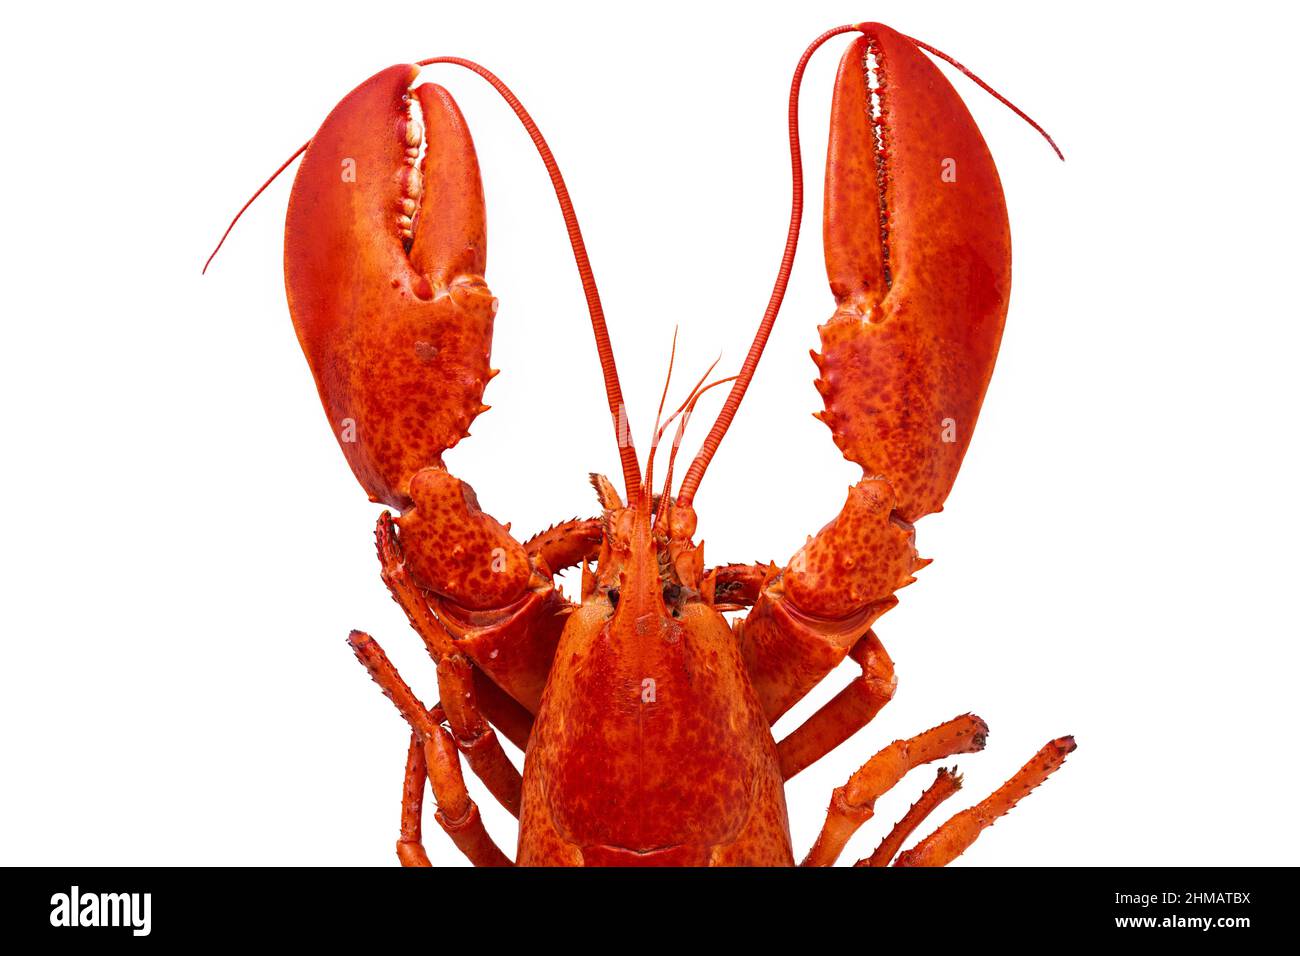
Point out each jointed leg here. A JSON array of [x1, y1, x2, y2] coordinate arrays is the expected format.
[[377, 511, 533, 815], [437, 654, 523, 816], [471, 665, 534, 751], [422, 724, 513, 867], [397, 732, 433, 867], [376, 509, 568, 714], [379, 508, 537, 737], [894, 736, 1076, 867], [776, 631, 896, 780], [350, 630, 513, 867], [855, 767, 962, 867], [523, 517, 602, 576], [376, 512, 457, 661], [801, 713, 988, 867]]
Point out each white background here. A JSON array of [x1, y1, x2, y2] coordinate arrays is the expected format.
[[1, 0, 1296, 866]]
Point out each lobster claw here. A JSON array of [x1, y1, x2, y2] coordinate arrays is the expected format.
[[816, 24, 1011, 522], [284, 65, 495, 511]]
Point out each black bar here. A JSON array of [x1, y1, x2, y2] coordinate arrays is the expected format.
[[4, 866, 1285, 943]]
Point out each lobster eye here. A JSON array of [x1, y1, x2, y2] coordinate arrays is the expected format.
[[606, 588, 620, 608]]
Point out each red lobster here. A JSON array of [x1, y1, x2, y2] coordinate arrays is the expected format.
[[210, 22, 1072, 866]]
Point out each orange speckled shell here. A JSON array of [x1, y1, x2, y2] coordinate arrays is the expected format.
[[784, 478, 922, 619], [517, 536, 793, 865]]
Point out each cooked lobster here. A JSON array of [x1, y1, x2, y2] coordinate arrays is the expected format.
[[210, 21, 1072, 866]]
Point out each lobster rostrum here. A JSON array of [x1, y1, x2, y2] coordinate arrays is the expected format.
[[214, 22, 1073, 866]]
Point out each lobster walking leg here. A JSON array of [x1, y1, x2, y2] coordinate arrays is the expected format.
[[397, 731, 433, 868], [776, 631, 895, 780], [893, 737, 1077, 867], [376, 513, 456, 662], [800, 713, 988, 867], [856, 766, 962, 867], [524, 517, 603, 577], [349, 631, 513, 867], [423, 725, 513, 867], [436, 654, 523, 817], [376, 511, 536, 753], [470, 667, 534, 751], [378, 515, 529, 816]]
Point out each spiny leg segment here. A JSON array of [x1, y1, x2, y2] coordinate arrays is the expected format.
[[802, 713, 988, 867], [856, 766, 962, 867], [893, 736, 1077, 867], [350, 630, 512, 867], [802, 718, 1076, 867], [777, 630, 896, 780]]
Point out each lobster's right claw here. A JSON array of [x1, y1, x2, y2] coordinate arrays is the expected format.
[[284, 65, 496, 511], [816, 25, 1011, 522]]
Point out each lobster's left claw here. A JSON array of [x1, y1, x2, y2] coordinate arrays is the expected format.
[[816, 26, 1011, 522], [741, 27, 1016, 723], [285, 66, 495, 510]]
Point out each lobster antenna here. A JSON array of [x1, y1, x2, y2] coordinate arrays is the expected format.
[[419, 56, 642, 501], [900, 34, 1064, 160], [675, 25, 858, 507], [202, 141, 309, 274]]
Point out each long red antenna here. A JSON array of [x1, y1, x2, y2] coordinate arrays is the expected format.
[[418, 56, 641, 500], [901, 34, 1064, 160], [674, 25, 856, 507], [202, 142, 308, 275]]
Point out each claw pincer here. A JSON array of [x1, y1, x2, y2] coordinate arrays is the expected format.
[[285, 66, 493, 508], [284, 66, 563, 723], [740, 24, 1012, 722], [818, 24, 1010, 521]]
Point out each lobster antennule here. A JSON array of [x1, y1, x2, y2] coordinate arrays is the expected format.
[[654, 372, 735, 530], [644, 343, 726, 525], [641, 328, 680, 516]]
